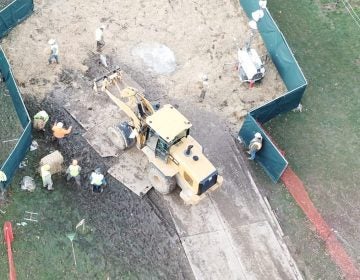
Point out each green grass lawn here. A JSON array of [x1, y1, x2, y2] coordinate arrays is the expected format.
[[255, 0, 360, 278], [0, 85, 24, 163]]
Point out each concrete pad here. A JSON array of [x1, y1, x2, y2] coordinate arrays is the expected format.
[[107, 148, 152, 196], [64, 93, 125, 130], [165, 194, 223, 237], [181, 230, 247, 280], [229, 221, 299, 280]]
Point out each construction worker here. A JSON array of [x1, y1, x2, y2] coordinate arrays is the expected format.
[[95, 25, 105, 52], [48, 39, 59, 64], [247, 132, 263, 160], [89, 168, 106, 193], [33, 110, 49, 131], [40, 164, 53, 191], [198, 74, 209, 102], [0, 171, 7, 199], [52, 122, 72, 141], [66, 159, 81, 187]]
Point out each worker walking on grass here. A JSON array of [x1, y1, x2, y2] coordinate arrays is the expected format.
[[52, 122, 72, 142], [247, 132, 263, 160], [48, 39, 59, 64], [95, 25, 105, 52], [66, 159, 82, 187], [89, 168, 106, 193], [40, 164, 53, 191], [33, 110, 49, 131]]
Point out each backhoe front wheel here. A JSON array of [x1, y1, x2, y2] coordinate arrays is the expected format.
[[147, 163, 176, 195], [107, 126, 127, 151]]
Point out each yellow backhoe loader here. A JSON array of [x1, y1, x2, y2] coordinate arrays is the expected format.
[[93, 68, 223, 204]]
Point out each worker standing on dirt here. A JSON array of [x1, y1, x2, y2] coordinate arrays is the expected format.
[[247, 132, 263, 160], [89, 168, 106, 193], [52, 122, 72, 142], [66, 159, 82, 187], [198, 74, 209, 102], [95, 25, 105, 52], [40, 164, 53, 191], [48, 39, 59, 64], [33, 110, 49, 131]]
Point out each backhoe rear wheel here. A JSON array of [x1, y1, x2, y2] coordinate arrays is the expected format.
[[107, 126, 127, 150], [147, 163, 176, 195]]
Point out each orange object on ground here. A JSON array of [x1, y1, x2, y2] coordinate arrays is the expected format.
[[281, 168, 360, 280], [52, 124, 72, 139], [3, 221, 16, 280]]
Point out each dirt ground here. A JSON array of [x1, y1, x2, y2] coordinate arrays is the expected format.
[[3, 0, 285, 133]]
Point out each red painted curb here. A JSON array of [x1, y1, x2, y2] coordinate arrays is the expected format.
[[281, 167, 360, 280]]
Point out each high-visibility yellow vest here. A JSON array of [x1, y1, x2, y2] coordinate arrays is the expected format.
[[69, 165, 80, 177], [91, 173, 104, 185]]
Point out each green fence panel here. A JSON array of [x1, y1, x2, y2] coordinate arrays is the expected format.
[[238, 1, 307, 182], [251, 85, 306, 123], [0, 0, 34, 38], [1, 123, 32, 185], [0, 48, 32, 188], [240, 115, 288, 182]]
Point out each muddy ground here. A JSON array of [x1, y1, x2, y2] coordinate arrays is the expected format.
[[23, 87, 194, 279]]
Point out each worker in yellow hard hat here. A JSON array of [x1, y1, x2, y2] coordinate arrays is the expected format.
[[247, 132, 263, 160], [66, 159, 82, 187]]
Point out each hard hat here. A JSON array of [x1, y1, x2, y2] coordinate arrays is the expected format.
[[100, 25, 105, 30], [254, 132, 262, 139], [201, 74, 208, 81], [48, 39, 56, 45], [248, 20, 258, 30], [95, 168, 101, 174], [72, 159, 78, 165], [56, 122, 64, 128]]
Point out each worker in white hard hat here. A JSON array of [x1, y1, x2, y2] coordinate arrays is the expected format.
[[66, 159, 82, 187], [247, 132, 263, 160], [0, 170, 7, 199], [48, 39, 59, 64], [40, 164, 53, 191], [52, 121, 72, 140], [33, 110, 49, 131], [95, 25, 105, 52], [89, 168, 107, 193]]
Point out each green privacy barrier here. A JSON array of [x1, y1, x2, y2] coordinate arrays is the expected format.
[[240, 115, 288, 182], [0, 1, 33, 188], [0, 0, 34, 38], [238, 1, 307, 182]]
